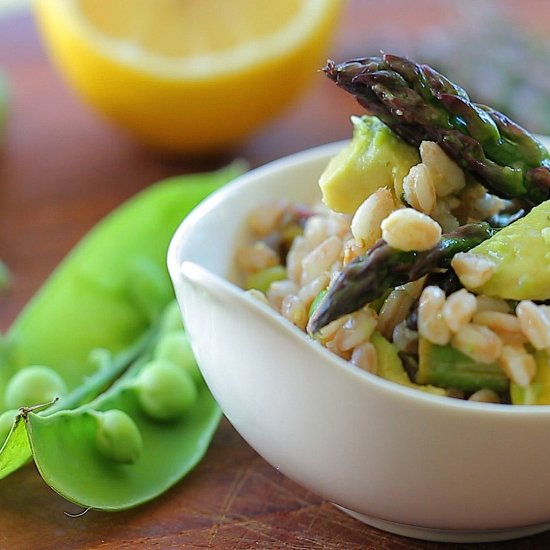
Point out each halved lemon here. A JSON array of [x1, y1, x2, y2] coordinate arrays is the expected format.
[[32, 0, 343, 155]]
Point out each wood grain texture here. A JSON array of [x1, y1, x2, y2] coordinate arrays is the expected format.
[[2, 2, 550, 548]]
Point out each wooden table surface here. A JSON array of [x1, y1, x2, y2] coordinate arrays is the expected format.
[[2, 2, 550, 549]]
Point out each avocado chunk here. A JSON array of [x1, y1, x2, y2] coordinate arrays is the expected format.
[[319, 115, 420, 214], [510, 350, 550, 405], [459, 200, 550, 300], [371, 332, 446, 396]]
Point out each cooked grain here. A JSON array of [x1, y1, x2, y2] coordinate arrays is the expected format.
[[300, 235, 342, 285], [236, 242, 280, 274], [499, 344, 537, 387], [451, 252, 495, 289], [418, 286, 451, 345], [403, 163, 436, 214], [297, 273, 330, 309], [419, 141, 466, 197], [248, 200, 287, 236], [516, 300, 550, 350], [451, 324, 502, 364], [281, 294, 308, 330], [381, 208, 442, 251], [468, 388, 501, 403], [331, 308, 378, 352], [350, 341, 378, 374], [442, 288, 477, 333], [350, 187, 395, 248], [267, 279, 299, 311]]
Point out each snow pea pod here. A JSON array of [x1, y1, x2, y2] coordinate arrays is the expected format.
[[0, 162, 244, 502], [24, 317, 221, 510]]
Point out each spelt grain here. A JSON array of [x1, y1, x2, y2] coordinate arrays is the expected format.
[[403, 163, 436, 214], [285, 235, 309, 283], [499, 344, 537, 387], [419, 141, 466, 197], [236, 242, 279, 274], [468, 388, 501, 403], [303, 215, 330, 248], [451, 252, 495, 289], [516, 300, 550, 350], [331, 308, 378, 352], [248, 200, 287, 236], [451, 324, 502, 364], [443, 289, 477, 333], [300, 235, 342, 285], [350, 187, 395, 249], [267, 280, 299, 311], [381, 208, 442, 251], [281, 294, 308, 330], [297, 273, 330, 309], [350, 341, 378, 374], [418, 286, 451, 345]]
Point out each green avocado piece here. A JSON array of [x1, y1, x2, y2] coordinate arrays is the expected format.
[[461, 200, 550, 300], [510, 350, 550, 405], [371, 332, 446, 396], [319, 115, 420, 214]]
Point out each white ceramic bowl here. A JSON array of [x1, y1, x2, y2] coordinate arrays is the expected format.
[[168, 141, 550, 543]]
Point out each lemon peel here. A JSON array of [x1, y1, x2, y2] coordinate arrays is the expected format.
[[33, 0, 342, 154]]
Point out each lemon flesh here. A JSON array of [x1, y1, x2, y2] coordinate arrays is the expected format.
[[33, 0, 342, 154]]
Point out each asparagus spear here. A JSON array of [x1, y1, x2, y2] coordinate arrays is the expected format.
[[307, 222, 496, 334], [323, 54, 550, 206]]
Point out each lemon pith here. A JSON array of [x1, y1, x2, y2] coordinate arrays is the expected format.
[[33, 0, 342, 154]]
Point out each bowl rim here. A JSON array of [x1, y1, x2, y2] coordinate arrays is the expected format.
[[168, 139, 550, 418]]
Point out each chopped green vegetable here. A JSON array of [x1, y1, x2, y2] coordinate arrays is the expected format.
[[417, 338, 509, 393], [0, 162, 245, 509]]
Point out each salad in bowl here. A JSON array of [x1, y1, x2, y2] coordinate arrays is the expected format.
[[169, 53, 550, 542], [237, 53, 550, 406]]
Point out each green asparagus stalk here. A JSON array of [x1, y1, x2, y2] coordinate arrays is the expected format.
[[323, 54, 550, 206], [307, 222, 496, 334]]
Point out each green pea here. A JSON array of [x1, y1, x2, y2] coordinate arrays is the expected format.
[[5, 365, 67, 409], [0, 409, 17, 445], [153, 332, 201, 383], [135, 359, 197, 422], [94, 409, 143, 464]]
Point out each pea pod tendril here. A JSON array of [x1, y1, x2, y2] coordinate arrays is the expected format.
[[0, 162, 245, 509]]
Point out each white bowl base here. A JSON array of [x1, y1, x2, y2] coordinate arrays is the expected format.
[[336, 505, 550, 543]]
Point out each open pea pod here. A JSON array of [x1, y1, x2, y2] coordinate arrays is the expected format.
[[0, 162, 245, 504], [22, 314, 222, 510], [25, 380, 221, 510]]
